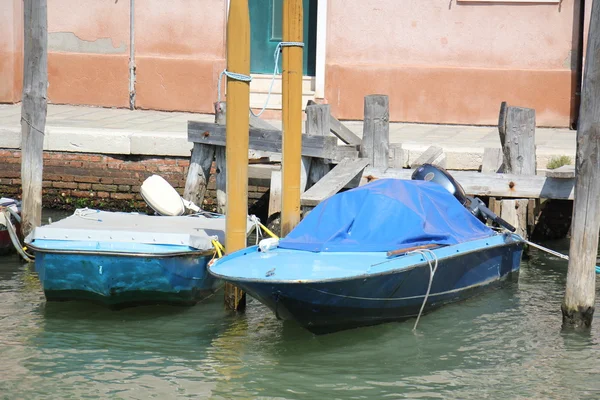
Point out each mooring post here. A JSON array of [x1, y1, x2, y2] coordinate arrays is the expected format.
[[361, 95, 389, 169], [182, 103, 222, 209], [305, 103, 331, 188], [562, 0, 600, 329], [280, 0, 304, 236], [224, 0, 250, 311], [20, 0, 48, 238], [214, 102, 227, 214], [497, 102, 536, 239]]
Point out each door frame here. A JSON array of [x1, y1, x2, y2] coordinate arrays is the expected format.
[[225, 0, 327, 97]]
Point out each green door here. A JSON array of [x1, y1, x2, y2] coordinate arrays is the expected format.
[[248, 0, 317, 76]]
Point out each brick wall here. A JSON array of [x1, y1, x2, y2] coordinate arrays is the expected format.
[[0, 149, 269, 214]]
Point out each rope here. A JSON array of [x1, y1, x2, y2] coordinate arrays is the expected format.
[[1, 208, 35, 263], [74, 208, 102, 222], [216, 41, 305, 117], [408, 249, 439, 331], [251, 41, 305, 117], [217, 69, 253, 104]]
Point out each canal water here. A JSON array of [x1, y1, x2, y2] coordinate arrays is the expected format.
[[2, 213, 600, 398]]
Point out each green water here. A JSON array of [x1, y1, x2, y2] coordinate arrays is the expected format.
[[2, 228, 600, 398]]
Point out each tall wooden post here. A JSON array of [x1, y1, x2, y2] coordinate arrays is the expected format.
[[20, 0, 48, 238], [224, 0, 250, 311], [281, 0, 303, 236], [562, 0, 600, 329], [361, 95, 390, 169]]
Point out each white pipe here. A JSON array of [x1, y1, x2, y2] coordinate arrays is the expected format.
[[129, 0, 136, 109]]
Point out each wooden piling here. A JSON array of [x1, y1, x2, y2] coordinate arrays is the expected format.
[[499, 103, 536, 175], [20, 0, 48, 239], [497, 102, 536, 239], [361, 95, 389, 169], [224, 0, 250, 311], [562, 0, 600, 329], [280, 0, 303, 237], [182, 103, 222, 208], [305, 103, 331, 188], [213, 103, 227, 214]]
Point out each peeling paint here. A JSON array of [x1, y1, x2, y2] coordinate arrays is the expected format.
[[49, 32, 126, 54]]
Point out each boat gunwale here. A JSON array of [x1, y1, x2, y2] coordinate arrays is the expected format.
[[26, 242, 215, 259], [208, 233, 523, 284]]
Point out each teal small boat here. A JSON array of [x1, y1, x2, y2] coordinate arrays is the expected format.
[[26, 209, 253, 308]]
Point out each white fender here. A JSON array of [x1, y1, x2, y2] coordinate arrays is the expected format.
[[140, 175, 186, 216]]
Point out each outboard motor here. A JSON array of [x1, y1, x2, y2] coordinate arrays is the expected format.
[[412, 164, 516, 232]]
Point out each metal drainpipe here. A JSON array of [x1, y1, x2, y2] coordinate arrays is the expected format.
[[129, 0, 136, 110]]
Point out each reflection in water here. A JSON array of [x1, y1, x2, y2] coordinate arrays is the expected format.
[[3, 233, 600, 398]]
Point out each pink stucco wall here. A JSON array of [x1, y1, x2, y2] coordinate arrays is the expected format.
[[1, 0, 225, 113], [0, 0, 23, 103], [45, 0, 130, 108], [325, 0, 580, 126], [134, 0, 227, 113]]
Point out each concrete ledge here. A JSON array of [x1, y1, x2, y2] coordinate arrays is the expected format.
[[0, 123, 578, 171]]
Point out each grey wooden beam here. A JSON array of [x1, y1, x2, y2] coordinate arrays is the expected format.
[[301, 158, 370, 206], [307, 99, 362, 145], [545, 165, 575, 179], [360, 167, 576, 200], [188, 121, 338, 159]]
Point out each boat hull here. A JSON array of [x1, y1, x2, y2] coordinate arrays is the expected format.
[[34, 250, 220, 308], [218, 241, 523, 334]]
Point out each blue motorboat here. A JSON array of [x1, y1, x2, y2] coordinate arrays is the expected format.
[[209, 166, 524, 334], [26, 209, 252, 308]]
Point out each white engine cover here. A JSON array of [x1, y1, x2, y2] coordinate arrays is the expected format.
[[140, 175, 185, 216]]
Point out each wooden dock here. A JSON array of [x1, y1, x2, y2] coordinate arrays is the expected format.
[[184, 95, 576, 239]]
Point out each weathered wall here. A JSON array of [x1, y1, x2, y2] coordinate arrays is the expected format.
[[0, 0, 23, 103], [0, 149, 267, 213], [47, 0, 130, 108], [2, 0, 226, 113], [325, 0, 581, 127], [134, 0, 227, 113]]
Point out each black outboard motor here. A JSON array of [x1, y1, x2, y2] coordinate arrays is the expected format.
[[412, 164, 516, 232]]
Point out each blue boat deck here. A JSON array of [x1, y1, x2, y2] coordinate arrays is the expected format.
[[210, 232, 521, 283]]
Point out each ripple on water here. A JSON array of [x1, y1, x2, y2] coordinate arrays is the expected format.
[[3, 239, 600, 399]]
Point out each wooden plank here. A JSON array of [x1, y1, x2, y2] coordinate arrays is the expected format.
[[305, 103, 332, 189], [499, 106, 537, 175], [498, 101, 508, 137], [389, 143, 406, 168], [301, 158, 370, 206], [250, 113, 278, 131], [545, 165, 575, 179], [307, 99, 361, 145], [20, 0, 47, 238], [361, 95, 389, 169], [360, 167, 576, 200], [527, 198, 538, 234], [489, 197, 501, 216], [188, 121, 338, 159], [334, 145, 360, 162], [481, 147, 504, 173], [268, 170, 282, 219], [499, 199, 528, 239], [563, 0, 600, 328], [410, 146, 445, 168]]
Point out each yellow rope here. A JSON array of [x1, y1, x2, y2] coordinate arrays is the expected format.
[[211, 239, 224, 258], [258, 222, 279, 239]]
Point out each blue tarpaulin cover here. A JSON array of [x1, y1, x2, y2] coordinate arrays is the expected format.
[[278, 179, 495, 252]]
